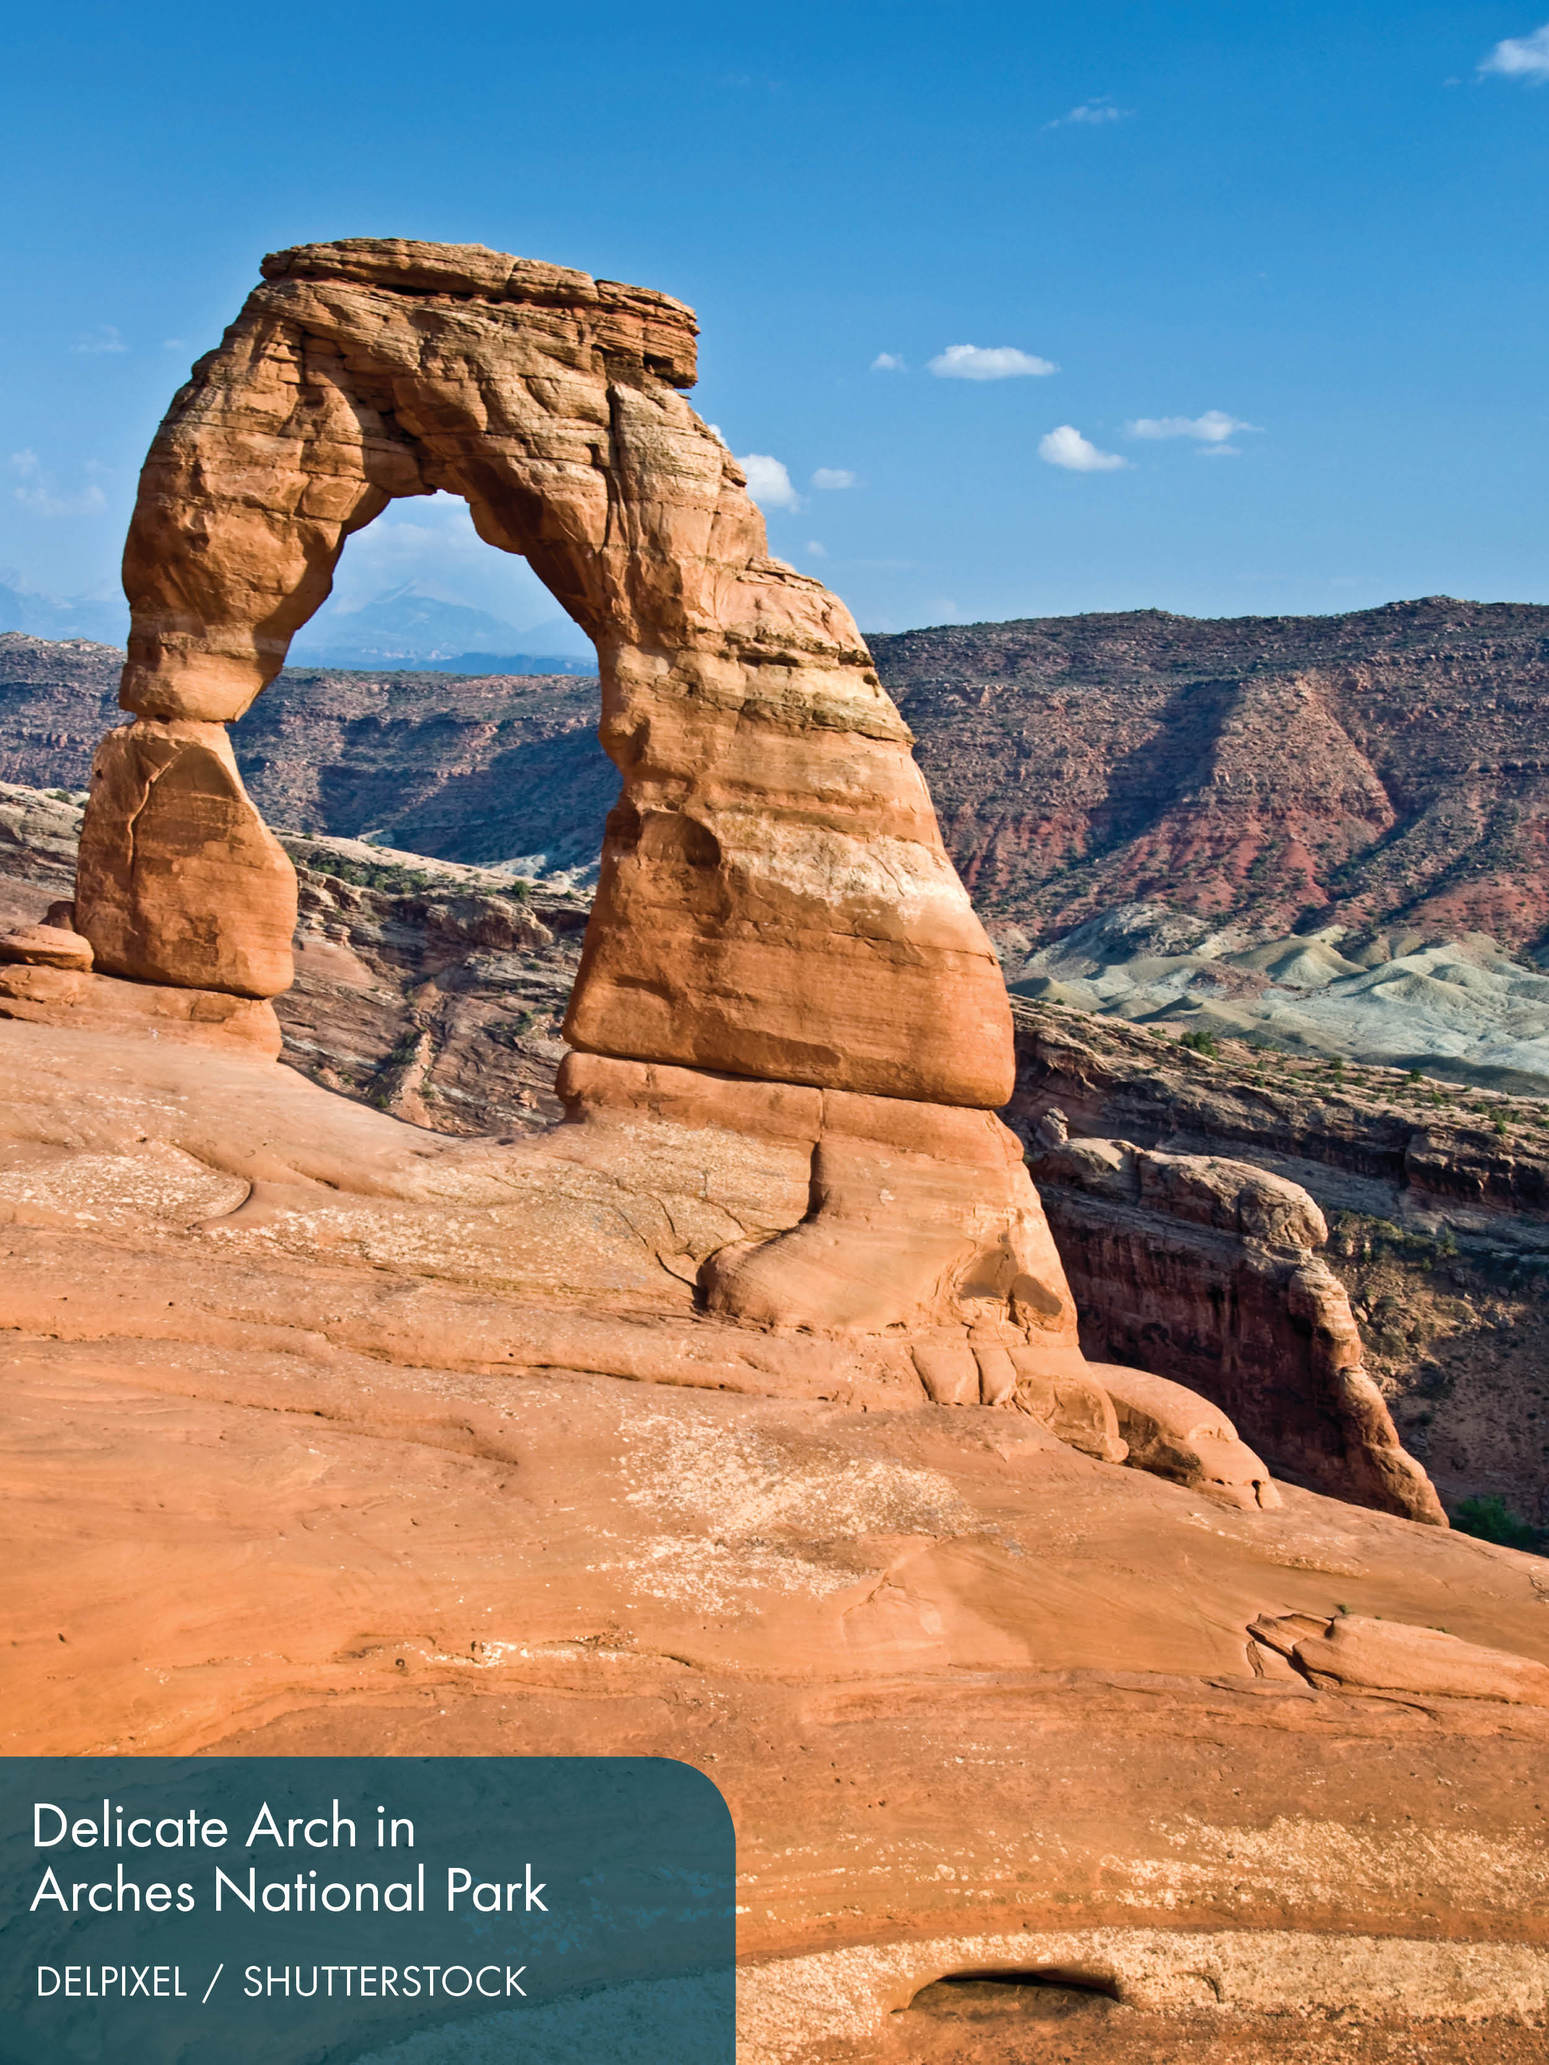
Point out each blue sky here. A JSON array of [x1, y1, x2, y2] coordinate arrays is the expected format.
[[2, 1, 1547, 639]]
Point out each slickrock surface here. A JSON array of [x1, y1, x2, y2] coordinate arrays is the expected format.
[[5, 784, 1544, 1526], [2, 1012, 1547, 2061]]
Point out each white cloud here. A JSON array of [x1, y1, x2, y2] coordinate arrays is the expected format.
[[1125, 409, 1258, 444], [1045, 96, 1132, 128], [805, 540, 827, 558], [9, 448, 110, 516], [870, 352, 905, 372], [13, 481, 108, 517], [928, 344, 1058, 381], [737, 452, 800, 510], [1038, 425, 1127, 473], [71, 325, 127, 355], [1480, 23, 1549, 79], [811, 467, 855, 490], [322, 490, 557, 621]]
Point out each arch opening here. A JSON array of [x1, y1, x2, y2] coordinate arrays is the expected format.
[[237, 494, 615, 884]]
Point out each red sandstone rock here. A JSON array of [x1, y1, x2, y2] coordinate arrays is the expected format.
[[78, 238, 1010, 1106], [0, 963, 282, 1057], [75, 720, 296, 996], [48, 240, 1429, 1520], [3, 1010, 1548, 2058], [1008, 1351, 1128, 1461], [1093, 1364, 1282, 1510], [1028, 1121, 1444, 1525], [56, 239, 1150, 1360], [1298, 1614, 1549, 1705], [559, 1051, 1080, 1346], [0, 921, 92, 970], [1253, 1611, 1549, 1705]]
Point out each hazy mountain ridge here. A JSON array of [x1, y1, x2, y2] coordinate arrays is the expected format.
[[0, 580, 598, 674], [287, 583, 597, 672], [0, 580, 125, 647]]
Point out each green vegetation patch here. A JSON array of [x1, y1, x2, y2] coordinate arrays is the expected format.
[[1451, 1493, 1544, 1553]]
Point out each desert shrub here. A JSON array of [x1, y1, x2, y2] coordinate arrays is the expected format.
[[1452, 1495, 1541, 1552], [1179, 1029, 1218, 1058]]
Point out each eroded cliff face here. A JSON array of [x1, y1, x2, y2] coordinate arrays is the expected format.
[[1008, 999, 1549, 1527], [16, 596, 1549, 962], [871, 599, 1549, 953], [0, 633, 614, 878], [1026, 1116, 1443, 1522]]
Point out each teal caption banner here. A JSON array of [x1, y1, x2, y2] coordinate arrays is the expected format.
[[0, 1757, 734, 2063]]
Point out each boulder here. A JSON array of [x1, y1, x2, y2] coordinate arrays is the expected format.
[[1094, 1364, 1281, 1510], [0, 922, 93, 971], [1295, 1614, 1549, 1704], [1254, 1612, 1549, 1705]]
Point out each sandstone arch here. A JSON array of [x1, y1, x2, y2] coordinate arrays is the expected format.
[[28, 238, 1328, 1497], [74, 237, 1012, 1109]]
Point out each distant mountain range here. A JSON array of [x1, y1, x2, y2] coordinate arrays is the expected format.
[[0, 580, 126, 647], [9, 595, 1549, 951], [872, 596, 1549, 954], [0, 580, 597, 675], [9, 596, 1549, 1084], [288, 585, 597, 673]]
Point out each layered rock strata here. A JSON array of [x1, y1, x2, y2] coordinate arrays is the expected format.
[[1028, 1113, 1443, 1524]]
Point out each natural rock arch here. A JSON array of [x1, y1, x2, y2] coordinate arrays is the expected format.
[[74, 237, 1012, 1109], [47, 238, 1319, 1495]]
